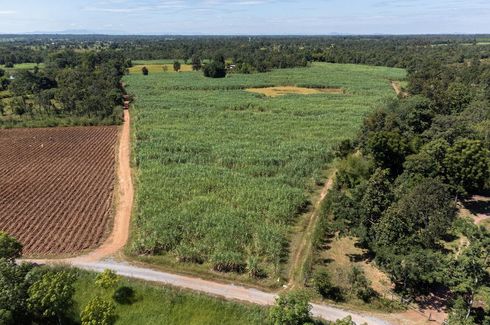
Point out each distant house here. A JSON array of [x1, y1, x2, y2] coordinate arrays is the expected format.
[[9, 75, 14, 80]]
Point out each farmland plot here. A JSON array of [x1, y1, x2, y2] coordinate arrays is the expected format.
[[126, 63, 406, 279], [0, 126, 118, 256]]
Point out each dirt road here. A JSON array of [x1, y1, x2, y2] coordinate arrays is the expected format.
[[24, 110, 392, 325], [75, 260, 391, 325]]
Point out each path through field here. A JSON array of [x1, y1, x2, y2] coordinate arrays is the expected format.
[[25, 110, 393, 325], [288, 173, 335, 288], [390, 81, 407, 97]]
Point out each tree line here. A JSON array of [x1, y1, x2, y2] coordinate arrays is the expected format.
[[316, 46, 490, 324]]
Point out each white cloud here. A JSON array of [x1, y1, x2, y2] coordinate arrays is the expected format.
[[0, 10, 15, 15]]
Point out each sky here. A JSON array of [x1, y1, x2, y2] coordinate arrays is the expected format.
[[0, 0, 489, 35]]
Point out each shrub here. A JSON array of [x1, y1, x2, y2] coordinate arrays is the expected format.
[[80, 296, 116, 325], [0, 232, 23, 260], [141, 66, 149, 75], [270, 291, 312, 325], [95, 269, 120, 289]]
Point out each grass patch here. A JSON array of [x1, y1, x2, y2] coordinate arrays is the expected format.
[[125, 62, 406, 285], [129, 64, 193, 74], [73, 271, 267, 325]]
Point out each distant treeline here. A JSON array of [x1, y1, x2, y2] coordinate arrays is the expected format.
[[2, 35, 490, 73]]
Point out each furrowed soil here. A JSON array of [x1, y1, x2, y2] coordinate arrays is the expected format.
[[0, 126, 119, 256]]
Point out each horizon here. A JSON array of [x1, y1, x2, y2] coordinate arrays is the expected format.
[[0, 0, 489, 35]]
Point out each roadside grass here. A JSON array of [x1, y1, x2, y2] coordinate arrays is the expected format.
[[72, 270, 268, 325], [125, 62, 406, 287]]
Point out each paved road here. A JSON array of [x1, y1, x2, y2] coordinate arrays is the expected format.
[[74, 260, 391, 325]]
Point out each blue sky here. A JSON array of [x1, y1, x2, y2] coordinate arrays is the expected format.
[[0, 0, 489, 35]]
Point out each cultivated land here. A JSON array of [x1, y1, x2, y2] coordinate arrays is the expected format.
[[0, 126, 118, 256], [125, 63, 406, 284]]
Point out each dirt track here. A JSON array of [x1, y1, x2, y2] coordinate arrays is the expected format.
[[24, 110, 393, 325]]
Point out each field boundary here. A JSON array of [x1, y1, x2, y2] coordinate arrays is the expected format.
[[287, 171, 335, 288]]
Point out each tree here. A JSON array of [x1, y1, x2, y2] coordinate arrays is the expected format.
[[191, 55, 202, 71], [162, 65, 168, 73], [359, 168, 393, 245], [447, 239, 489, 322], [443, 139, 490, 194], [173, 61, 181, 72], [366, 131, 410, 175], [27, 271, 75, 323], [270, 291, 312, 325], [80, 296, 116, 325], [348, 266, 374, 302], [375, 178, 456, 249], [203, 61, 227, 78], [312, 269, 341, 300], [112, 286, 135, 305], [141, 66, 149, 75], [0, 232, 22, 261], [95, 269, 120, 289]]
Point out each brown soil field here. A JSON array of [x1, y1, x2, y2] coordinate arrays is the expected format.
[[245, 86, 344, 97], [0, 126, 119, 256]]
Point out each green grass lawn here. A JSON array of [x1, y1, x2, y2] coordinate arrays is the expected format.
[[125, 63, 406, 284], [0, 62, 44, 74], [73, 271, 267, 325]]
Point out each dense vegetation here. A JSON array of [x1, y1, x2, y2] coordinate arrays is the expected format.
[[127, 63, 404, 282], [314, 47, 490, 323], [0, 50, 129, 127]]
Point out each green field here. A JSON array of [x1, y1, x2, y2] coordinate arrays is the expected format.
[[0, 62, 44, 74], [126, 63, 406, 282], [73, 271, 266, 325]]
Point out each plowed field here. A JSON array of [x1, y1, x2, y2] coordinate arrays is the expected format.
[[0, 126, 119, 256]]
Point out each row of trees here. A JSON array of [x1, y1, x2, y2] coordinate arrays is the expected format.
[[319, 47, 490, 323]]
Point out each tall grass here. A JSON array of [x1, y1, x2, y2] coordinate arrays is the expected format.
[[126, 63, 406, 279]]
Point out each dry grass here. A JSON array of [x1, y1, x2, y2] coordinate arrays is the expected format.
[[245, 86, 344, 97], [129, 64, 193, 74], [319, 236, 393, 297]]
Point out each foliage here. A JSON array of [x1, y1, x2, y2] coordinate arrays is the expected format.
[[270, 290, 312, 325], [141, 66, 148, 75], [347, 266, 374, 302], [203, 60, 227, 78], [27, 270, 76, 321], [127, 63, 403, 276], [173, 60, 181, 72], [0, 232, 22, 261], [80, 296, 116, 325], [95, 269, 120, 290], [366, 131, 410, 175], [443, 139, 490, 194]]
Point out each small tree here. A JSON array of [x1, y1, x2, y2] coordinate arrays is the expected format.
[[162, 65, 169, 73], [141, 66, 149, 75], [27, 271, 75, 323], [0, 232, 22, 261], [348, 266, 374, 302], [80, 296, 116, 325], [191, 55, 202, 71], [173, 61, 181, 72], [203, 61, 227, 78], [270, 290, 312, 325], [313, 269, 333, 298], [95, 269, 120, 290]]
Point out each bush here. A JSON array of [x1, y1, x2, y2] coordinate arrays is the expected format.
[[270, 291, 312, 325], [4, 62, 14, 68], [312, 269, 344, 302], [95, 269, 120, 289], [0, 232, 23, 260], [141, 66, 149, 75], [348, 266, 375, 302], [113, 286, 135, 305], [80, 296, 116, 325]]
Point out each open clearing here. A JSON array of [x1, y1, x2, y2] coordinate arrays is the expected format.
[[128, 63, 193, 74], [245, 86, 344, 97], [0, 126, 118, 256], [125, 62, 406, 284]]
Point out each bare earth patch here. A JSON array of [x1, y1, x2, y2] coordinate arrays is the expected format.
[[246, 86, 344, 97], [0, 126, 119, 256]]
